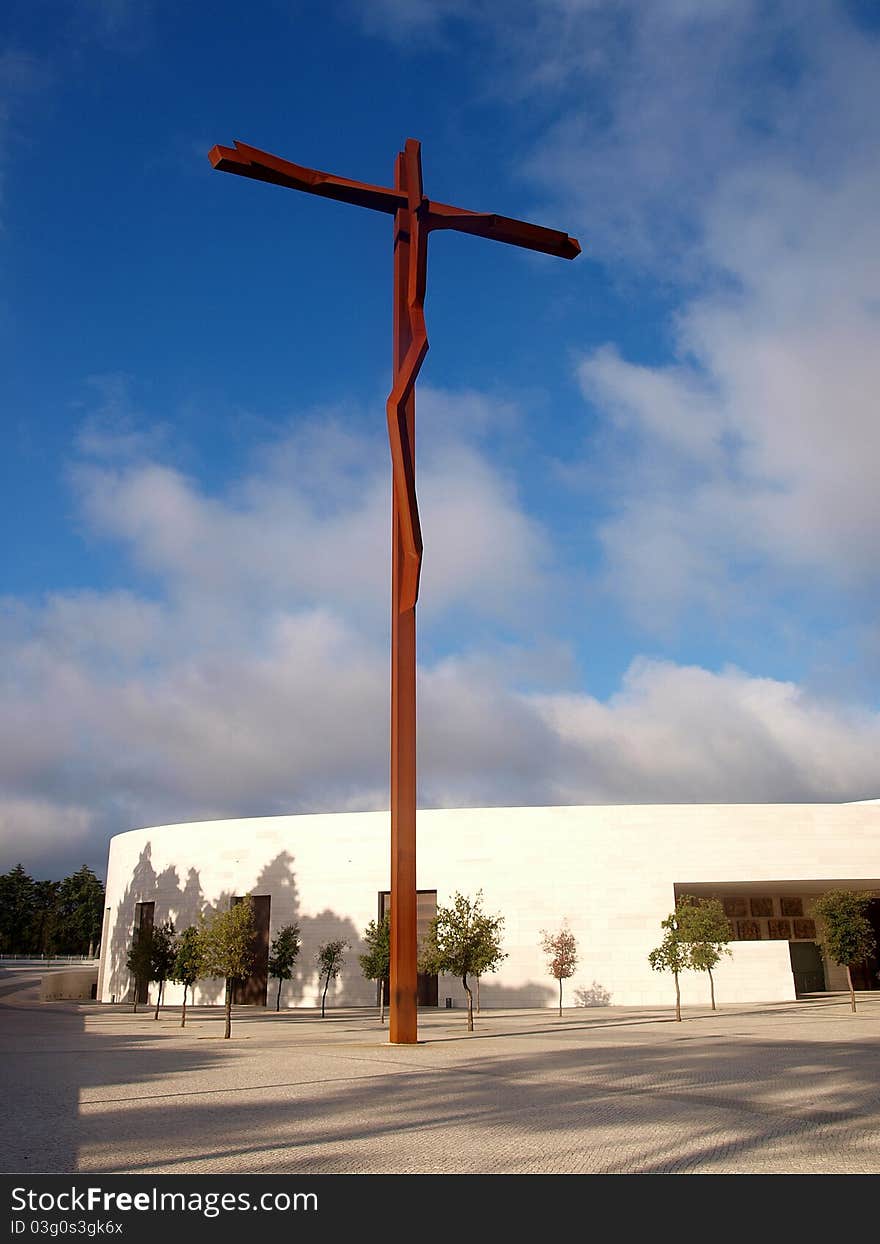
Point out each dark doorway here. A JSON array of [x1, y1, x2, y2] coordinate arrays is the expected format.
[[232, 894, 271, 1006], [132, 901, 154, 1004], [789, 941, 826, 995], [850, 897, 880, 991], [380, 890, 438, 1007]]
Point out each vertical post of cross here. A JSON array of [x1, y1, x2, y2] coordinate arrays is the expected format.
[[389, 145, 420, 1045]]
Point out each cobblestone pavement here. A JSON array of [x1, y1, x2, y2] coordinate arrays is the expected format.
[[2, 966, 879, 1174]]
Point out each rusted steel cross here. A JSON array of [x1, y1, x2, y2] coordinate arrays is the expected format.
[[209, 137, 580, 1043]]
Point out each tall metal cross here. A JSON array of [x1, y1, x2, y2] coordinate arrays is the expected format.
[[209, 137, 580, 1043]]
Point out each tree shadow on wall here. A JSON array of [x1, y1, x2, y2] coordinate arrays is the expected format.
[[252, 852, 301, 1007], [106, 844, 212, 1006], [287, 907, 366, 1008], [105, 844, 539, 1011], [104, 846, 376, 1009], [449, 979, 557, 1010], [106, 844, 159, 1005], [106, 855, 268, 1009]]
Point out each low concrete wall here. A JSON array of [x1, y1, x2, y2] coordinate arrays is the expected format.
[[41, 968, 98, 1001]]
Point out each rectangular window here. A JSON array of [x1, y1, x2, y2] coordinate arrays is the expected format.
[[232, 894, 271, 1006], [380, 890, 438, 1007], [750, 896, 774, 918], [132, 901, 154, 1004]]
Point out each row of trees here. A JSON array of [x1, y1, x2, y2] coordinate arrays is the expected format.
[[123, 890, 514, 1037], [121, 890, 597, 1037], [122, 886, 875, 1036], [414, 888, 873, 1026], [125, 899, 351, 1038], [648, 890, 877, 1018], [0, 863, 104, 957], [648, 896, 731, 1021], [357, 892, 508, 1032], [359, 894, 581, 1032]]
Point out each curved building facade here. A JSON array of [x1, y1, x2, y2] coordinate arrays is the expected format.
[[97, 802, 880, 1010]]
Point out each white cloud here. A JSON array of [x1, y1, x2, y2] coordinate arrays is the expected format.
[[70, 396, 552, 628], [575, 159, 880, 625], [0, 393, 559, 873], [530, 658, 880, 804], [355, 5, 880, 633], [507, 4, 880, 639], [4, 575, 879, 874], [6, 388, 878, 877]]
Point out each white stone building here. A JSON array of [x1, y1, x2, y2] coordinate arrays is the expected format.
[[98, 801, 880, 1011]]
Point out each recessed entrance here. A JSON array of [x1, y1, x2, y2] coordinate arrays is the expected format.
[[789, 941, 825, 995], [133, 901, 154, 1004], [674, 880, 880, 995], [381, 889, 438, 1007], [232, 894, 271, 1006]]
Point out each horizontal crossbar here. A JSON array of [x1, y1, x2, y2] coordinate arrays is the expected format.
[[209, 141, 581, 260]]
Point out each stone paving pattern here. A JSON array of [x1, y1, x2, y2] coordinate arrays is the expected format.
[[2, 966, 879, 1174]]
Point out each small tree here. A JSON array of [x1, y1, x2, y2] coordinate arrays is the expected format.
[[268, 923, 302, 1012], [201, 896, 256, 1038], [419, 891, 506, 1032], [813, 890, 877, 1013], [677, 896, 731, 1010], [358, 914, 390, 1023], [171, 925, 204, 1028], [150, 920, 177, 1020], [317, 940, 349, 1017], [540, 924, 579, 1017], [125, 923, 154, 1013], [648, 909, 690, 1021]]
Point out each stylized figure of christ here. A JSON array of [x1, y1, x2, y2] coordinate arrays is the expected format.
[[209, 136, 580, 1043]]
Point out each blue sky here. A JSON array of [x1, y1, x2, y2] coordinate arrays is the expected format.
[[2, 1, 879, 879]]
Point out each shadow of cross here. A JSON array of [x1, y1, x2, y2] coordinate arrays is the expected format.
[[208, 137, 581, 1046]]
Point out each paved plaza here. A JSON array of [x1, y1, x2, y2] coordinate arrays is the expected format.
[[2, 965, 879, 1174]]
